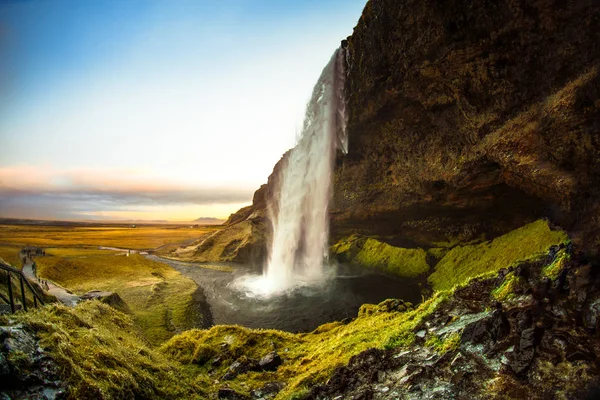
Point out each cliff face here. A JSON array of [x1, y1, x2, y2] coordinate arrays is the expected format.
[[177, 0, 600, 264], [335, 0, 600, 253]]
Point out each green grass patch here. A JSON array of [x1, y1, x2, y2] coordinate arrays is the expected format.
[[1, 301, 205, 399], [424, 332, 461, 354], [542, 247, 570, 280], [331, 235, 430, 278], [428, 220, 567, 291], [492, 273, 524, 301], [0, 224, 220, 250], [0, 245, 24, 269], [36, 249, 200, 345], [160, 293, 447, 399]]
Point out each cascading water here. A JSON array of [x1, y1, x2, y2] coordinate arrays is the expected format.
[[241, 48, 348, 296]]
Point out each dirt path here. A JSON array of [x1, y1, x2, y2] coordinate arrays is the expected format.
[[22, 258, 79, 306]]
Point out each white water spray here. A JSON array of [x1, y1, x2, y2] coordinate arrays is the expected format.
[[244, 48, 348, 296]]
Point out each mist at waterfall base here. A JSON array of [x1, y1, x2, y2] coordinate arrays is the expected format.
[[168, 48, 421, 332]]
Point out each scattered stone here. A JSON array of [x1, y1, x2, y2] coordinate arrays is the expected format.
[[250, 382, 284, 399], [80, 291, 130, 313], [218, 387, 249, 400], [259, 352, 282, 371]]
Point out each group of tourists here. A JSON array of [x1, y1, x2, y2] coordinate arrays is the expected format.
[[20, 247, 50, 291]]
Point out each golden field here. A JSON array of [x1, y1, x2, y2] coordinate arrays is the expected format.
[[0, 223, 221, 250]]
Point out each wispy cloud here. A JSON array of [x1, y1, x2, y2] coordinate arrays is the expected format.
[[0, 165, 255, 220]]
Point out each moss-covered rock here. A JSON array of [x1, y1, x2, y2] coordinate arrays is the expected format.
[[428, 220, 567, 291], [332, 235, 429, 278]]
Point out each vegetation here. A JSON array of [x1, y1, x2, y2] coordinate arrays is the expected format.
[[542, 247, 570, 280], [35, 248, 201, 344], [331, 235, 430, 278], [492, 273, 525, 301], [428, 220, 567, 291], [1, 301, 205, 399], [424, 332, 461, 354], [0, 224, 220, 250], [161, 293, 447, 399], [0, 244, 24, 269]]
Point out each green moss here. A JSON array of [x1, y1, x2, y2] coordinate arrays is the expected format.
[[158, 291, 449, 399], [428, 220, 567, 292], [491, 273, 524, 301], [542, 248, 570, 280], [1, 301, 204, 399], [424, 332, 461, 354], [332, 235, 430, 278]]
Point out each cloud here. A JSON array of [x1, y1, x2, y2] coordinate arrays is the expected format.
[[0, 165, 255, 220], [0, 165, 255, 203]]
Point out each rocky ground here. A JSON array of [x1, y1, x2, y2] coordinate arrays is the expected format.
[[306, 243, 600, 399]]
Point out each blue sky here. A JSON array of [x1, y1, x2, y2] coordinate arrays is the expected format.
[[0, 0, 366, 221]]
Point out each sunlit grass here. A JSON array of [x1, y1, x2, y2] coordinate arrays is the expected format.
[[161, 293, 447, 398], [36, 249, 201, 344], [0, 244, 24, 269], [0, 224, 221, 250], [428, 220, 567, 291], [1, 301, 205, 399]]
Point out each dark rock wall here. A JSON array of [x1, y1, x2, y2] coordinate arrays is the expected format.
[[334, 0, 600, 252], [212, 0, 600, 263]]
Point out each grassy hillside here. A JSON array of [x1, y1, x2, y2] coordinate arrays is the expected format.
[[428, 220, 568, 291], [35, 248, 202, 344], [0, 301, 206, 399]]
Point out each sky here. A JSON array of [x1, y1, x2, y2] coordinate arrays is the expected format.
[[0, 0, 366, 222]]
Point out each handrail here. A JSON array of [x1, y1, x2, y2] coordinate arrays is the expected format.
[[0, 261, 45, 312]]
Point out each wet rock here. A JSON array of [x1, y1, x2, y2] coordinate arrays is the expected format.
[[0, 325, 65, 399], [250, 382, 284, 399], [460, 309, 509, 349], [80, 291, 130, 313], [222, 357, 261, 380], [508, 347, 535, 375], [584, 297, 600, 330], [259, 352, 282, 372], [218, 387, 250, 400]]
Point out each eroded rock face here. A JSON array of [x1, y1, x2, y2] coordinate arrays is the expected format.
[[201, 0, 600, 264], [184, 0, 600, 262], [333, 0, 600, 252], [306, 249, 600, 400]]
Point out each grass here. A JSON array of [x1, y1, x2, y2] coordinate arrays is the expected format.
[[160, 292, 448, 399], [168, 220, 264, 262], [331, 235, 430, 278], [0, 244, 25, 269], [0, 301, 205, 399], [424, 332, 461, 354], [491, 273, 524, 301], [0, 224, 221, 250], [542, 247, 570, 280], [35, 248, 201, 345], [428, 220, 567, 291]]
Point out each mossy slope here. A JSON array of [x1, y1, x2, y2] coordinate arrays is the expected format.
[[1, 301, 204, 399], [331, 235, 430, 278], [428, 220, 567, 291]]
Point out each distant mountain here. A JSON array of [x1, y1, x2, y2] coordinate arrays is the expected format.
[[193, 217, 225, 225]]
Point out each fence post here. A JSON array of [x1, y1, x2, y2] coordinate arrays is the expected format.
[[19, 275, 27, 312], [7, 272, 15, 313]]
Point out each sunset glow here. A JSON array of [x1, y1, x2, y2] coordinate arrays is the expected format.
[[0, 0, 365, 221]]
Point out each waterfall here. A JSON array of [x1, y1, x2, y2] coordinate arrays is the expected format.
[[262, 48, 348, 294]]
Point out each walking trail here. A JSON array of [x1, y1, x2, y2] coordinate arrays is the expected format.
[[22, 258, 79, 306]]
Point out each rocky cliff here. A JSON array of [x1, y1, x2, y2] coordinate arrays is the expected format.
[[172, 0, 600, 267], [334, 0, 600, 255]]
